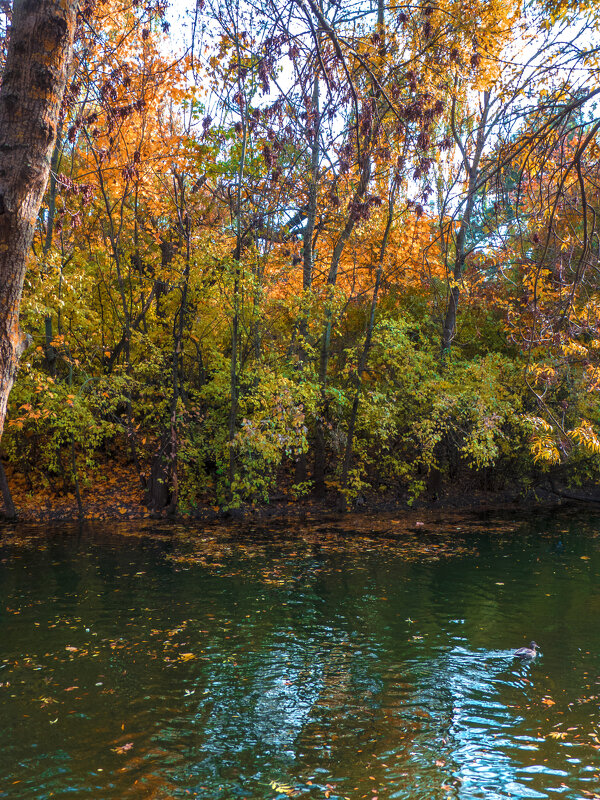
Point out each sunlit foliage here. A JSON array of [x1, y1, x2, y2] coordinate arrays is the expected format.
[[3, 0, 600, 517]]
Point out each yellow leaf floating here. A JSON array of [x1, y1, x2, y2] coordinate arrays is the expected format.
[[178, 652, 196, 662], [269, 780, 294, 796]]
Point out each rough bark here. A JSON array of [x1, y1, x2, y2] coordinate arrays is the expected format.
[[0, 0, 78, 440]]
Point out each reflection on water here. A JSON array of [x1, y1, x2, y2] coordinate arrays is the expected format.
[[0, 512, 599, 799]]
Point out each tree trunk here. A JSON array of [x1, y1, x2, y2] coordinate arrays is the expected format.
[[295, 69, 320, 486], [43, 124, 64, 256], [341, 184, 396, 493], [166, 173, 191, 515], [227, 42, 249, 495], [0, 458, 16, 519], [0, 0, 77, 441], [441, 91, 490, 356], [146, 431, 172, 511], [313, 131, 373, 494]]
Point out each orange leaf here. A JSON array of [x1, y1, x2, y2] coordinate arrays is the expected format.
[[542, 697, 555, 706]]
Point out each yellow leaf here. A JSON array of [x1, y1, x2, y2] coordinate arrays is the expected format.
[[179, 653, 196, 662]]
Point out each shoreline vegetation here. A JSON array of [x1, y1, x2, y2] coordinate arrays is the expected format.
[[0, 457, 596, 523]]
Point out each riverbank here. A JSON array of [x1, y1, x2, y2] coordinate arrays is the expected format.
[[0, 457, 587, 523]]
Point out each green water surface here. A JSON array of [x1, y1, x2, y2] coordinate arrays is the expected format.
[[0, 510, 599, 799]]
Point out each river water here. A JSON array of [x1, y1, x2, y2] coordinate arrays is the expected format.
[[0, 510, 599, 799]]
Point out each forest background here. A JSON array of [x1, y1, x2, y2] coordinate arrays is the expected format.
[[1, 0, 600, 520]]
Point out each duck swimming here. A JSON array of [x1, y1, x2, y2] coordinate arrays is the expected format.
[[514, 641, 540, 659]]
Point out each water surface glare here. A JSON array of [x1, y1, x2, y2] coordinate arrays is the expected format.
[[0, 511, 599, 799]]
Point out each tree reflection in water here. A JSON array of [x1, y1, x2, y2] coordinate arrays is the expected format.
[[0, 513, 599, 799]]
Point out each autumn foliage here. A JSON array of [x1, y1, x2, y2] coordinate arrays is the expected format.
[[2, 0, 600, 518]]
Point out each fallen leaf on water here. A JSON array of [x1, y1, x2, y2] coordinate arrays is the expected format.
[[268, 779, 294, 796], [112, 742, 134, 755], [38, 696, 55, 706], [542, 697, 556, 706]]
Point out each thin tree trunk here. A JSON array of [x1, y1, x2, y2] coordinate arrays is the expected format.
[[341, 184, 396, 492], [441, 92, 490, 355], [302, 74, 320, 296], [227, 47, 249, 493], [166, 174, 191, 515], [71, 436, 83, 521], [313, 140, 373, 494], [0, 0, 77, 441], [311, 0, 386, 493], [43, 124, 64, 256], [41, 127, 63, 355], [312, 0, 386, 491], [0, 458, 16, 519], [295, 69, 320, 485]]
